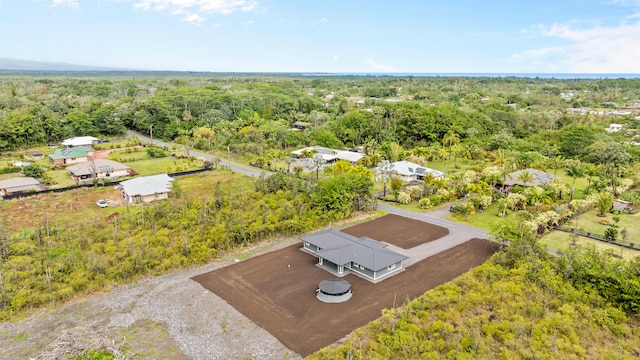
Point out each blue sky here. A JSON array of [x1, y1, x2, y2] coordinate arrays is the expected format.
[[1, 0, 640, 73]]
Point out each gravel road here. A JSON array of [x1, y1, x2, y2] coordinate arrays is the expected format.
[[0, 237, 303, 360]]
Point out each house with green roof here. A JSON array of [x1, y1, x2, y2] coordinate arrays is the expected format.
[[48, 146, 94, 166]]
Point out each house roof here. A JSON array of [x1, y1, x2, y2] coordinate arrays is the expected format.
[[504, 168, 559, 186], [301, 229, 407, 271], [120, 174, 174, 197], [49, 146, 93, 159], [387, 160, 444, 178], [291, 146, 366, 163], [66, 159, 130, 177], [62, 136, 99, 147], [0, 177, 40, 189]]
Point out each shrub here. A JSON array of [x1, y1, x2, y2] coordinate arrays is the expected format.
[[22, 164, 44, 178], [405, 186, 423, 201], [419, 198, 432, 209], [147, 147, 169, 158], [429, 194, 442, 206], [476, 195, 493, 210], [397, 191, 411, 204]]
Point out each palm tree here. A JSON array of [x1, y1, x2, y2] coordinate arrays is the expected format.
[[526, 186, 552, 212], [566, 165, 585, 201], [494, 149, 514, 185], [551, 155, 565, 176], [517, 170, 535, 187], [310, 153, 326, 180], [374, 160, 395, 197]]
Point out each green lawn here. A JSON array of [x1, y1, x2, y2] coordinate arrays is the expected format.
[[560, 210, 640, 244], [540, 230, 640, 260]]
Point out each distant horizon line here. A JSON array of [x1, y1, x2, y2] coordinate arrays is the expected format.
[[1, 69, 639, 79]]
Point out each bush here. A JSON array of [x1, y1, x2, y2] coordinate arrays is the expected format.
[[147, 147, 169, 158], [22, 164, 44, 178], [419, 198, 432, 209], [397, 191, 411, 204], [429, 194, 442, 206], [0, 165, 20, 174]]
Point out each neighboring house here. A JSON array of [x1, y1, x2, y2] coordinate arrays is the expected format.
[[385, 160, 445, 182], [292, 121, 310, 130], [61, 136, 99, 148], [504, 168, 559, 187], [0, 177, 42, 196], [48, 147, 94, 166], [291, 146, 366, 164], [119, 174, 174, 204], [301, 229, 408, 282], [606, 123, 623, 133], [67, 159, 132, 182]]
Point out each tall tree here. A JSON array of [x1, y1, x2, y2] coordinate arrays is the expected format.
[[566, 165, 585, 201], [374, 160, 395, 197]]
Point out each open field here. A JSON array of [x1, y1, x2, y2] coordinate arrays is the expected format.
[[193, 214, 499, 357], [0, 170, 251, 234]]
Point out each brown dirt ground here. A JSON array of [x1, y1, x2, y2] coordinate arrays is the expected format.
[[341, 213, 449, 248], [192, 238, 501, 357]]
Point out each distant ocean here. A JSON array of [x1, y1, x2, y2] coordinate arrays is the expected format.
[[300, 73, 640, 79]]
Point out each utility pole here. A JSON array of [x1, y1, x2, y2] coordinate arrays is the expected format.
[[149, 124, 154, 145]]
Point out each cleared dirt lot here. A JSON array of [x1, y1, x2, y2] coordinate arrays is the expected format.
[[341, 213, 449, 248], [193, 238, 500, 357]]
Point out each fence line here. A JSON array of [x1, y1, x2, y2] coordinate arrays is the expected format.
[[554, 227, 638, 251]]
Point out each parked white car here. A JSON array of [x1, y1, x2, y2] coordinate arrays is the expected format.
[[96, 199, 108, 208]]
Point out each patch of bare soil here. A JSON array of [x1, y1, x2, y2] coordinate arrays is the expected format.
[[341, 213, 449, 248], [192, 239, 500, 357]]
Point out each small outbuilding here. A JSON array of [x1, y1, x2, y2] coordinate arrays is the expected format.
[[317, 278, 352, 303]]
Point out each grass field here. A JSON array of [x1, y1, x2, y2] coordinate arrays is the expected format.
[[540, 230, 640, 260], [1, 169, 253, 235]]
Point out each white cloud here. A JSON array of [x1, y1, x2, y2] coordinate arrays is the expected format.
[[182, 13, 204, 26], [366, 58, 396, 72], [512, 20, 640, 73], [132, 0, 257, 24], [333, 54, 339, 62], [312, 17, 328, 26], [52, 0, 79, 8], [243, 20, 255, 26]]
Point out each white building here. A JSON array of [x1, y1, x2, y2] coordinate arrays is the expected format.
[[119, 174, 174, 204], [61, 136, 100, 148], [606, 124, 623, 133]]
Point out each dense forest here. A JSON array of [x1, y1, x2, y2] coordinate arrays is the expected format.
[[1, 74, 640, 358]]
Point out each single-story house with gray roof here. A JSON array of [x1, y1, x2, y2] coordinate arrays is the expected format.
[[0, 177, 43, 196], [119, 174, 174, 204], [67, 159, 132, 182], [301, 228, 408, 282], [504, 168, 560, 187]]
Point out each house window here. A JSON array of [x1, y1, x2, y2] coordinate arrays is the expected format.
[[388, 263, 396, 270]]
